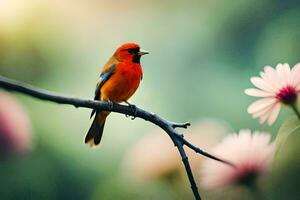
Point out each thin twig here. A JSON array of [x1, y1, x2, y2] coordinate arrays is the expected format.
[[0, 75, 234, 200]]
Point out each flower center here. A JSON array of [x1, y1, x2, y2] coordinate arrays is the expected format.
[[276, 85, 297, 105], [235, 164, 260, 186], [237, 171, 258, 186]]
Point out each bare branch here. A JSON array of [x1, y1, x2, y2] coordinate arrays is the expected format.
[[171, 122, 191, 129], [182, 138, 236, 168], [0, 75, 234, 200]]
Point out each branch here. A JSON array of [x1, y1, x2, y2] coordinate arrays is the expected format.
[[0, 75, 233, 200]]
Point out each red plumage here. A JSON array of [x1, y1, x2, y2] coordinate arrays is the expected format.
[[85, 43, 148, 146]]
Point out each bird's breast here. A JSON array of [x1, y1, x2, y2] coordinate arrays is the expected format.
[[100, 63, 142, 102]]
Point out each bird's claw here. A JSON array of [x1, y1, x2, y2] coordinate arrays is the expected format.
[[124, 101, 137, 120], [129, 104, 137, 120], [107, 100, 113, 110]]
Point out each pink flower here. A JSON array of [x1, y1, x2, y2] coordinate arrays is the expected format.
[[122, 119, 230, 182], [200, 129, 274, 189], [0, 91, 32, 154], [245, 63, 300, 125]]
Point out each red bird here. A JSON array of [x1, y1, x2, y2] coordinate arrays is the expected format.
[[85, 43, 148, 146]]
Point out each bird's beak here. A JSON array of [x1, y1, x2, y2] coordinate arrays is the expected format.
[[138, 49, 149, 55]]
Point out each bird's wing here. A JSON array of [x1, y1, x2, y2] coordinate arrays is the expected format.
[[90, 62, 116, 118], [93, 64, 116, 100]]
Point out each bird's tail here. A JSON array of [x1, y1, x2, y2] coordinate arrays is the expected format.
[[85, 111, 110, 146]]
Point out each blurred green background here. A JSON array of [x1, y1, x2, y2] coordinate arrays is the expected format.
[[0, 0, 300, 199]]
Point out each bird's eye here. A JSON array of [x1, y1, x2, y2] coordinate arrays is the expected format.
[[127, 48, 139, 54], [127, 49, 134, 54]]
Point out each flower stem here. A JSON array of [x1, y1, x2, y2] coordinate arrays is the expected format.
[[290, 103, 300, 121], [248, 183, 264, 200]]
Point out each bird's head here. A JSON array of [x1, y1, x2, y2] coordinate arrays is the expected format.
[[114, 43, 149, 63]]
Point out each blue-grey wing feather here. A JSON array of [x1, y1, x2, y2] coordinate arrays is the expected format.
[[90, 64, 116, 118]]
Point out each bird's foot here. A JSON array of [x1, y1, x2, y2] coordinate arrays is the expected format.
[[125, 101, 137, 120], [107, 100, 114, 111]]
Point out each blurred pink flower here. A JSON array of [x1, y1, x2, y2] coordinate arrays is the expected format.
[[245, 63, 300, 125], [200, 129, 274, 189], [122, 119, 230, 182], [0, 91, 32, 154]]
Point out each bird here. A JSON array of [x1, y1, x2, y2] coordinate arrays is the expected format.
[[85, 43, 149, 146]]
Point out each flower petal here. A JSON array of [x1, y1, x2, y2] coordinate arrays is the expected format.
[[267, 103, 281, 125], [245, 88, 273, 97], [291, 63, 300, 87], [250, 77, 275, 93], [252, 103, 274, 118], [259, 111, 271, 124], [263, 66, 282, 90], [247, 98, 277, 114], [277, 63, 291, 85], [276, 63, 291, 86]]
